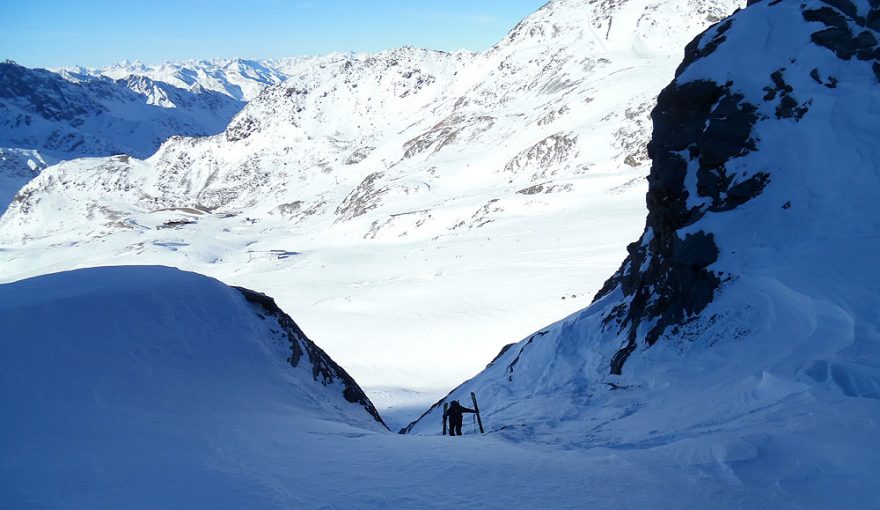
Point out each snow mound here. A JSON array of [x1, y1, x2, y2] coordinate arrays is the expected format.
[[0, 266, 386, 508]]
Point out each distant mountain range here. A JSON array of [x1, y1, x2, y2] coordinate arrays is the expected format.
[[0, 60, 251, 209]]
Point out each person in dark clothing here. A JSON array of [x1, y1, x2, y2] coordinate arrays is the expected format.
[[445, 400, 476, 436]]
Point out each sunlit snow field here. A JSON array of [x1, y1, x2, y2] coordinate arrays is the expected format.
[[0, 167, 646, 429]]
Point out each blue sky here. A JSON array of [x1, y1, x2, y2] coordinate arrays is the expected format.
[[1, 0, 547, 69]]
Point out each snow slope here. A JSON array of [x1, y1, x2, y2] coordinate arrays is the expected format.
[[405, 0, 880, 506], [0, 265, 390, 507], [0, 0, 744, 420], [3, 266, 867, 510]]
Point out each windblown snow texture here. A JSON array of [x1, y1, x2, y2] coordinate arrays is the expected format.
[[405, 1, 880, 504]]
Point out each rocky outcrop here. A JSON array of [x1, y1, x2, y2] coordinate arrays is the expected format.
[[335, 172, 389, 222], [234, 286, 388, 428], [503, 133, 578, 179], [345, 146, 375, 165], [595, 0, 880, 374]]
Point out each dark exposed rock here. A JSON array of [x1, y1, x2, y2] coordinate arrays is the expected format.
[[516, 182, 573, 195], [234, 286, 388, 429], [225, 115, 259, 142], [402, 115, 495, 160], [719, 172, 770, 212], [803, 7, 851, 29], [675, 19, 734, 77], [805, 1, 880, 61], [335, 172, 388, 222], [593, 0, 880, 376], [777, 95, 806, 119], [856, 31, 879, 59], [157, 218, 197, 229], [868, 8, 880, 30], [763, 70, 810, 120], [517, 184, 547, 195], [344, 146, 375, 165], [698, 92, 759, 164], [487, 343, 517, 367], [595, 69, 762, 374], [812, 27, 860, 59], [820, 0, 862, 21], [810, 68, 840, 87], [503, 132, 578, 176]]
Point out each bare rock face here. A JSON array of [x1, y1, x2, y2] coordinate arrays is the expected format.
[[503, 133, 578, 179], [335, 172, 388, 222], [402, 115, 496, 160], [345, 146, 375, 165], [595, 26, 762, 374], [234, 286, 387, 428], [225, 115, 261, 142], [596, 0, 880, 374]]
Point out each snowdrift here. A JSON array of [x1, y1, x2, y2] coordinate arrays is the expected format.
[[405, 0, 880, 505], [0, 266, 385, 508]]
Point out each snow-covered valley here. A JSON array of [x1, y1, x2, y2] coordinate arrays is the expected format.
[[2, 0, 880, 507], [0, 0, 744, 423], [4, 264, 876, 509]]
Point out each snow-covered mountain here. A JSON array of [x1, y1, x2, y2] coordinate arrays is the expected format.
[[0, 0, 744, 421], [0, 61, 246, 210], [405, 0, 880, 505], [4, 0, 879, 507], [0, 148, 55, 212], [64, 57, 314, 102]]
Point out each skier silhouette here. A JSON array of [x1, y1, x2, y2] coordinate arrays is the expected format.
[[445, 400, 476, 436]]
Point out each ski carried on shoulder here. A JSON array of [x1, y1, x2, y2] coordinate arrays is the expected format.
[[442, 402, 448, 435], [470, 392, 484, 434]]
